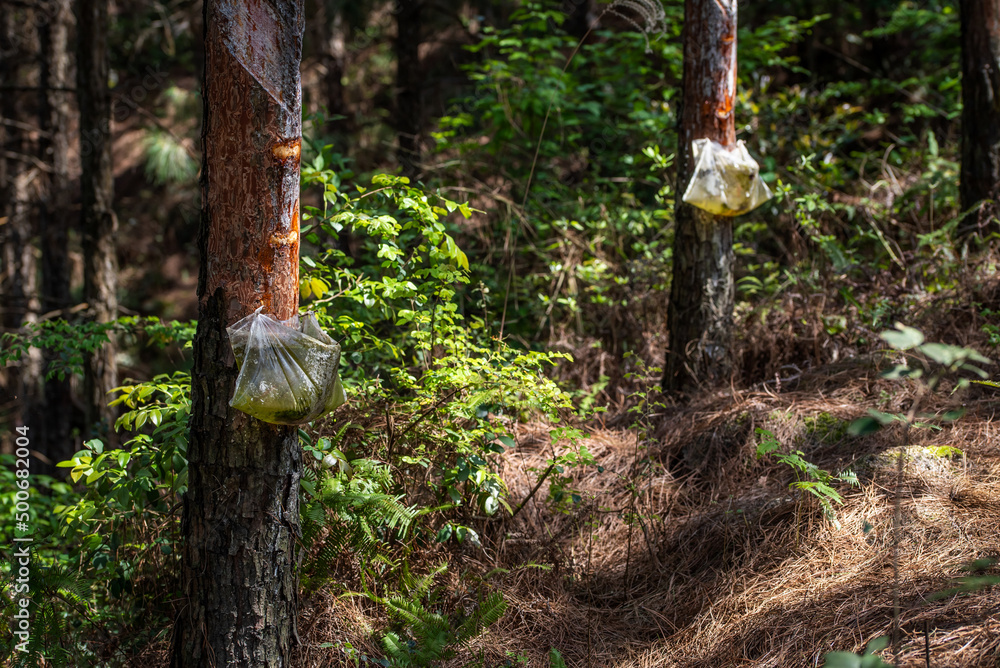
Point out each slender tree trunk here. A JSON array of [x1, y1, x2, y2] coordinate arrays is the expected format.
[[77, 0, 118, 438], [171, 0, 304, 663], [565, 0, 594, 39], [960, 0, 1000, 234], [395, 0, 422, 177], [321, 0, 347, 130], [664, 0, 737, 394], [0, 7, 43, 443], [38, 0, 76, 467]]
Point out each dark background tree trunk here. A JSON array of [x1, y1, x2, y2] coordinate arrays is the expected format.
[[77, 0, 118, 439], [960, 0, 1000, 234], [1, 6, 43, 450], [664, 0, 737, 394], [171, 0, 305, 663], [38, 0, 76, 469], [395, 0, 422, 177], [321, 0, 348, 131]]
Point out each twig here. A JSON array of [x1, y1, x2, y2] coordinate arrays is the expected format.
[[510, 463, 555, 520]]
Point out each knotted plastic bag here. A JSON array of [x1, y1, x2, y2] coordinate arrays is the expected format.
[[682, 138, 773, 216], [227, 308, 346, 425]]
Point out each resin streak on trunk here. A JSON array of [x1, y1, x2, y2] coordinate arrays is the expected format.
[[172, 0, 304, 665]]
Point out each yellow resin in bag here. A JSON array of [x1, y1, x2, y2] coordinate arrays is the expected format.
[[228, 308, 347, 425], [681, 138, 772, 217]]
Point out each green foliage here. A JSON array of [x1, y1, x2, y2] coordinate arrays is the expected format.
[[299, 162, 576, 527], [141, 128, 198, 185], [0, 317, 195, 381], [0, 373, 190, 665], [756, 427, 858, 524], [372, 564, 507, 667], [849, 324, 993, 436], [823, 636, 894, 667], [0, 457, 84, 666], [300, 427, 415, 590]]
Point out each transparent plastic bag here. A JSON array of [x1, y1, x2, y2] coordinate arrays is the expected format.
[[228, 308, 346, 425], [681, 138, 773, 217]]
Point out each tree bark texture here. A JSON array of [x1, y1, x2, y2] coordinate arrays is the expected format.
[[395, 0, 422, 176], [38, 0, 75, 466], [171, 0, 304, 664], [77, 0, 119, 437], [664, 0, 737, 394], [960, 0, 1000, 233], [321, 0, 347, 129], [0, 7, 43, 444]]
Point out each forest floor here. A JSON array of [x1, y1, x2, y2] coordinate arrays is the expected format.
[[288, 270, 1000, 667], [115, 256, 1000, 668], [108, 101, 1000, 666]]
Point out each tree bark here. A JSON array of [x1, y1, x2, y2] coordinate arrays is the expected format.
[[321, 0, 347, 130], [38, 0, 75, 467], [171, 0, 304, 664], [77, 0, 118, 438], [960, 0, 1000, 234], [664, 0, 737, 394], [395, 0, 422, 177], [0, 6, 43, 444]]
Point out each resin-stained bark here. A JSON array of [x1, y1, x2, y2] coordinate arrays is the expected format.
[[77, 0, 119, 436], [171, 0, 304, 664], [664, 0, 737, 394], [960, 0, 1000, 232]]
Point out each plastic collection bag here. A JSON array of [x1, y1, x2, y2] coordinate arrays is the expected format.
[[228, 308, 346, 425], [681, 138, 773, 217]]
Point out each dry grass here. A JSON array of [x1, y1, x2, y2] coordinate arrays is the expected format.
[[293, 350, 1000, 667]]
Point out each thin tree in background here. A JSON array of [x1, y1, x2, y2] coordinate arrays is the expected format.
[[39, 0, 76, 465], [960, 0, 1000, 233], [664, 0, 737, 394], [320, 0, 348, 130], [170, 0, 305, 662], [395, 0, 423, 176], [77, 0, 119, 436], [0, 7, 43, 442]]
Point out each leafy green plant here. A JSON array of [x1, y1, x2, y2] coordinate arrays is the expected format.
[[370, 564, 507, 667], [823, 636, 894, 667], [848, 323, 992, 436], [300, 428, 415, 590], [756, 427, 858, 526]]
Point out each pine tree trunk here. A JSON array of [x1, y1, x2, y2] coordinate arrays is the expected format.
[[0, 7, 43, 442], [960, 0, 1000, 233], [395, 0, 422, 177], [77, 0, 118, 438], [321, 0, 347, 130], [38, 0, 75, 467], [664, 0, 737, 394], [171, 0, 305, 663]]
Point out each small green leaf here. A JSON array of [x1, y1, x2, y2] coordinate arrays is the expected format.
[[880, 323, 924, 350], [821, 651, 862, 668], [848, 416, 881, 436]]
